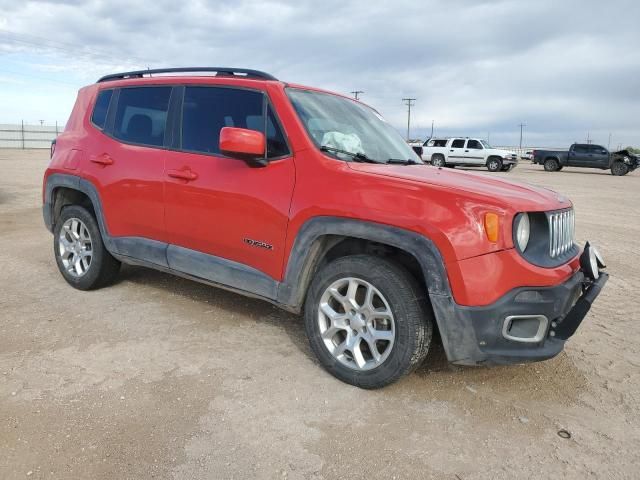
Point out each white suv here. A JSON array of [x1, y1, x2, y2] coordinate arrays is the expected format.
[[422, 138, 518, 172]]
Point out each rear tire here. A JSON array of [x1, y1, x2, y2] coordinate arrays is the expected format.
[[487, 157, 503, 172], [53, 205, 121, 290], [544, 158, 560, 172], [611, 161, 629, 176], [431, 154, 446, 168], [304, 255, 432, 389]]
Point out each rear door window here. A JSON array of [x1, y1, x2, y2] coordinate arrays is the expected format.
[[181, 86, 289, 158], [573, 145, 589, 154], [91, 89, 113, 130], [112, 87, 172, 147], [451, 139, 465, 148]]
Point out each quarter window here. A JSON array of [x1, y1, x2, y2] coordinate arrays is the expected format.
[[113, 87, 172, 147], [451, 139, 465, 148], [91, 89, 113, 130], [181, 86, 289, 158]]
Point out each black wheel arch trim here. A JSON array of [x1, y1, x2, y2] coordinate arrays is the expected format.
[[276, 216, 453, 310]]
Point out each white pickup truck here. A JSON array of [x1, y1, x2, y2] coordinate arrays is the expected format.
[[420, 138, 518, 172]]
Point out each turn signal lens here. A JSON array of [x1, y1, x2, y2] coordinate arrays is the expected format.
[[484, 213, 500, 242]]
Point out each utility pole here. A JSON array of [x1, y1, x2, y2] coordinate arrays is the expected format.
[[351, 90, 364, 100], [430, 120, 434, 139], [608, 132, 611, 150], [586, 132, 591, 144], [518, 123, 526, 150], [402, 98, 416, 140]]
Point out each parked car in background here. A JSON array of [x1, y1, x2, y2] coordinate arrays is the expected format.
[[421, 137, 518, 172], [532, 144, 639, 176], [521, 151, 533, 161]]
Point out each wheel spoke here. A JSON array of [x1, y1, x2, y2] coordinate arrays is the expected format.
[[320, 302, 342, 321], [346, 279, 360, 308], [371, 329, 394, 342], [364, 335, 382, 362], [351, 337, 367, 368]]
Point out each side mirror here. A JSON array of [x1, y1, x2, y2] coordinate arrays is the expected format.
[[219, 127, 267, 167]]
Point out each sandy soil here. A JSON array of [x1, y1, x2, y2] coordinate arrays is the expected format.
[[1, 150, 638, 479]]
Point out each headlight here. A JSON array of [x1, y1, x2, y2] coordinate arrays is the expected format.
[[514, 213, 530, 252]]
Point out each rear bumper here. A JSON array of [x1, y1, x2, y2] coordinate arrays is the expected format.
[[430, 269, 608, 366]]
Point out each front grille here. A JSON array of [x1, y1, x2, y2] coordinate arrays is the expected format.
[[548, 209, 575, 258]]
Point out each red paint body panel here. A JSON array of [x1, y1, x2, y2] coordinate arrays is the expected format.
[[45, 75, 578, 307], [163, 149, 295, 278]]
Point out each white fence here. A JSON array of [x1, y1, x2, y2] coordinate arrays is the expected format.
[[0, 122, 64, 149]]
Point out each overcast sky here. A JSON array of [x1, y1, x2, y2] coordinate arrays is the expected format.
[[0, 0, 638, 148]]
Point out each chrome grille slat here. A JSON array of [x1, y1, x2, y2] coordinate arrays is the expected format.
[[548, 209, 574, 258]]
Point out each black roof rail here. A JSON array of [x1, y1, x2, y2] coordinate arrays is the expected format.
[[97, 67, 278, 83]]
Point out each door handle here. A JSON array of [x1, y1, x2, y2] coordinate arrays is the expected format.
[[464, 150, 469, 152], [90, 153, 114, 166], [450, 149, 454, 152], [167, 169, 198, 181]]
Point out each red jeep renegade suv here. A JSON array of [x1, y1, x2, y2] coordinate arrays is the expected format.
[[43, 67, 608, 388]]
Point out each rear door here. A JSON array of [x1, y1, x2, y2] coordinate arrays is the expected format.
[[568, 144, 590, 166], [83, 86, 171, 244], [447, 138, 466, 164], [163, 85, 295, 281]]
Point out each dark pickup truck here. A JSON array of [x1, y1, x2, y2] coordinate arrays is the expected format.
[[533, 144, 639, 176]]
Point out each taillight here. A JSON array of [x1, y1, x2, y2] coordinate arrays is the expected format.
[[50, 140, 56, 159]]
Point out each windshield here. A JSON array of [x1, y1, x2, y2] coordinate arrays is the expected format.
[[286, 88, 423, 164], [480, 140, 493, 148]]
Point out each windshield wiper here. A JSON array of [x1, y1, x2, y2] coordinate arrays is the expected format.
[[386, 158, 419, 165], [320, 145, 379, 164]]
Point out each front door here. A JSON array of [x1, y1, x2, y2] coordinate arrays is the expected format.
[[586, 145, 610, 168], [163, 85, 295, 282], [462, 139, 485, 165], [568, 144, 590, 167]]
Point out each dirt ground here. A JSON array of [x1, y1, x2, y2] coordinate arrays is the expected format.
[[1, 149, 638, 480]]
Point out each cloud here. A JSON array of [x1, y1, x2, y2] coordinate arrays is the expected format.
[[0, 0, 638, 146]]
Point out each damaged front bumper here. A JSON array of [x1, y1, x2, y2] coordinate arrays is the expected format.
[[430, 259, 608, 366]]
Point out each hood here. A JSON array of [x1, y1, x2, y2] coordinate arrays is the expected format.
[[490, 148, 517, 157], [347, 163, 572, 212]]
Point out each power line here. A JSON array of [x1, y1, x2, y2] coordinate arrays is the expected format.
[[518, 122, 526, 149], [402, 98, 416, 140], [351, 90, 364, 100], [0, 28, 151, 67]]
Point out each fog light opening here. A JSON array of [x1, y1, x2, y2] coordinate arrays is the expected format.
[[502, 315, 548, 343]]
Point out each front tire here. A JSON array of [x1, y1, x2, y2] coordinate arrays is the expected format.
[[611, 161, 629, 176], [304, 255, 432, 389], [53, 205, 121, 290], [487, 157, 503, 172]]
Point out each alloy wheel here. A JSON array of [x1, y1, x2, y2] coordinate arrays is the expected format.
[[317, 277, 395, 371], [58, 218, 93, 277]]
